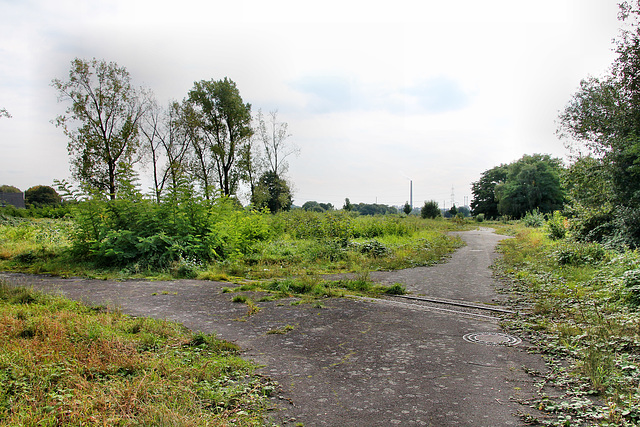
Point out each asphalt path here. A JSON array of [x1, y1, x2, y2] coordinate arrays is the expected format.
[[0, 228, 546, 426]]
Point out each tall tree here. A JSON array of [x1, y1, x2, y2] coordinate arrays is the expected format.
[[52, 58, 146, 199], [237, 131, 265, 202], [470, 164, 508, 219], [495, 154, 565, 219], [187, 78, 252, 198], [421, 200, 441, 219], [181, 100, 216, 200]]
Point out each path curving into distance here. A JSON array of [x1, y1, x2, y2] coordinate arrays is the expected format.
[[1, 228, 546, 426]]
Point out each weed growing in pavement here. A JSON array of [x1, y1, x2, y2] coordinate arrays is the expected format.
[[266, 324, 295, 335]]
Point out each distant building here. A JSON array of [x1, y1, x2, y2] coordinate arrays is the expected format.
[[0, 192, 25, 209]]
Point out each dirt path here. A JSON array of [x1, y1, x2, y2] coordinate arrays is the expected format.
[[1, 228, 545, 426]]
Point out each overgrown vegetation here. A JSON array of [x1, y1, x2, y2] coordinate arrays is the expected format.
[[0, 201, 467, 280], [0, 282, 275, 425], [497, 219, 640, 426]]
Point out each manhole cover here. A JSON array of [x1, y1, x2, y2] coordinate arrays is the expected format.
[[463, 332, 522, 346]]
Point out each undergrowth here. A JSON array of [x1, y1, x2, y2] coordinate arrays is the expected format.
[[497, 225, 640, 426]]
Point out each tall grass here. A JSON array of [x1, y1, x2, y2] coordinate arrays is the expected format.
[[0, 282, 274, 426]]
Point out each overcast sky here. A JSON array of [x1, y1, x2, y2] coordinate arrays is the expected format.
[[0, 0, 622, 208]]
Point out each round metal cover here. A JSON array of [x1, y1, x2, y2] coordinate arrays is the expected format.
[[463, 332, 522, 346]]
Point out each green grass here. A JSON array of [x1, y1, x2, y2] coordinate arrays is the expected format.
[[0, 282, 275, 426], [496, 225, 640, 426]]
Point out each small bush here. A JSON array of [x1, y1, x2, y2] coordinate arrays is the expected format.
[[350, 240, 389, 258], [475, 214, 485, 223], [523, 209, 545, 228], [232, 294, 248, 303], [546, 211, 568, 240]]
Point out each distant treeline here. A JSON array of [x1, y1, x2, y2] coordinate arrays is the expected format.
[[300, 200, 398, 216]]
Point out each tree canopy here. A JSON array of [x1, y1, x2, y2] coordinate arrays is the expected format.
[[471, 154, 565, 220], [421, 200, 441, 219], [25, 186, 62, 207], [0, 185, 21, 193], [51, 58, 298, 205], [187, 77, 253, 198], [52, 58, 146, 200], [495, 154, 565, 219], [251, 171, 292, 213], [470, 164, 508, 219]]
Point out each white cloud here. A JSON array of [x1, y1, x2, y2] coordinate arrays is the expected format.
[[0, 0, 623, 208]]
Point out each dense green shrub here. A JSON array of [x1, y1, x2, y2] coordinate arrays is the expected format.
[[522, 209, 545, 228], [70, 197, 241, 270], [552, 242, 607, 266], [421, 200, 441, 219], [384, 283, 407, 295], [352, 216, 409, 239], [350, 240, 389, 257]]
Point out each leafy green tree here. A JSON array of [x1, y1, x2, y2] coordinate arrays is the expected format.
[[0, 185, 20, 193], [25, 186, 62, 207], [252, 171, 292, 213], [470, 164, 508, 219], [457, 206, 471, 217], [421, 200, 441, 219], [343, 198, 353, 211], [448, 205, 458, 217], [495, 154, 565, 219], [187, 77, 253, 198], [52, 58, 146, 200], [557, 1, 640, 246], [403, 202, 412, 215]]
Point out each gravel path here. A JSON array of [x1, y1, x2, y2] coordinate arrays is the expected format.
[[1, 228, 546, 426]]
